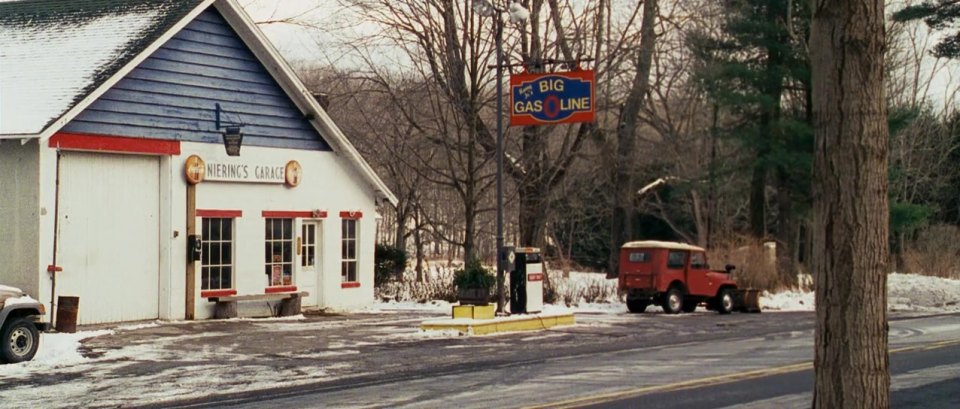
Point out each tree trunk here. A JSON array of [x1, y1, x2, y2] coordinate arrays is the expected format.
[[608, 0, 658, 273], [394, 202, 408, 252], [749, 162, 767, 239], [518, 178, 548, 248], [414, 206, 424, 283], [775, 167, 796, 286], [810, 0, 890, 407]]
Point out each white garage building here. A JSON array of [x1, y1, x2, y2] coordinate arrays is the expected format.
[[0, 0, 396, 324]]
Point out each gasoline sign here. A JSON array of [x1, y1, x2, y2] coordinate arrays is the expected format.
[[510, 70, 595, 126]]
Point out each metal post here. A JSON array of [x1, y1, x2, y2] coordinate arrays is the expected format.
[[495, 18, 506, 315]]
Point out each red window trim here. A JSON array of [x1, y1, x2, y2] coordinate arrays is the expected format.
[[197, 209, 243, 218], [262, 210, 327, 218], [341, 282, 361, 289], [265, 285, 298, 294], [49, 132, 181, 155], [339, 211, 363, 219], [201, 289, 237, 298]]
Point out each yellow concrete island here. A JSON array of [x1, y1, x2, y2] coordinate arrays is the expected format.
[[421, 307, 576, 336]]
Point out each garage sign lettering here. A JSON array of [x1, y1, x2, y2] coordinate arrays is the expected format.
[[183, 155, 301, 186]]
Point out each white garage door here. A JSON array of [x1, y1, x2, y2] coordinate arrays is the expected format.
[[58, 151, 160, 324]]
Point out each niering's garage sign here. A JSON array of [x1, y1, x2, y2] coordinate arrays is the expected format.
[[510, 70, 595, 126], [184, 155, 302, 187]]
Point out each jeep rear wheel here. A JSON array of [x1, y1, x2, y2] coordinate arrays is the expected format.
[[662, 288, 683, 314], [1, 317, 40, 364], [627, 298, 649, 313], [717, 289, 735, 315]]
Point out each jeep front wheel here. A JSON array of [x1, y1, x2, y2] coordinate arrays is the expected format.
[[717, 289, 735, 315], [1, 317, 40, 364], [662, 288, 683, 314]]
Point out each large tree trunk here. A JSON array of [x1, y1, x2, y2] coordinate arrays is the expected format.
[[749, 162, 767, 238], [608, 0, 657, 273], [775, 167, 797, 286], [810, 0, 890, 407]]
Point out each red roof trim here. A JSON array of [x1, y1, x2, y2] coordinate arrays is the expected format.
[[262, 210, 326, 218], [265, 286, 298, 294], [196, 209, 243, 218], [339, 211, 363, 219], [202, 289, 237, 298], [341, 282, 361, 289], [49, 132, 181, 155]]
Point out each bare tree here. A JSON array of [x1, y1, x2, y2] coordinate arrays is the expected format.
[[809, 0, 890, 407]]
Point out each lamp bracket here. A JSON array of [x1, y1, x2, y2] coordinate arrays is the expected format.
[[214, 103, 245, 130]]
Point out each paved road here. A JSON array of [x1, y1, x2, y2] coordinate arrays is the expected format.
[[3, 309, 956, 408], [160, 313, 960, 409], [573, 339, 960, 409]]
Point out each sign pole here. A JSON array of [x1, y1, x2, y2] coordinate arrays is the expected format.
[[495, 17, 506, 315]]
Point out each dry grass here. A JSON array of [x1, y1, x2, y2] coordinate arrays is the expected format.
[[708, 236, 794, 292], [547, 270, 618, 306], [903, 224, 960, 279], [375, 265, 459, 303]]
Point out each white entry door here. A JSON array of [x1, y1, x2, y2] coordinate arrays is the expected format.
[[58, 151, 160, 324], [299, 220, 321, 307]]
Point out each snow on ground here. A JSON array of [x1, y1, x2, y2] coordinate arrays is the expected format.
[[760, 273, 960, 312], [0, 329, 112, 377], [888, 273, 960, 312], [371, 270, 960, 314]]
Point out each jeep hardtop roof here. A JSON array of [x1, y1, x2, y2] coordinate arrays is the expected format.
[[621, 240, 705, 252]]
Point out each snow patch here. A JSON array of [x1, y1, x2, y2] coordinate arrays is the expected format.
[[0, 330, 112, 377], [760, 273, 960, 312]]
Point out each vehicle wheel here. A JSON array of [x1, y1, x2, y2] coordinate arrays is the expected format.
[[661, 288, 683, 314], [1, 317, 40, 364], [682, 300, 698, 313], [717, 289, 735, 315], [627, 298, 649, 313]]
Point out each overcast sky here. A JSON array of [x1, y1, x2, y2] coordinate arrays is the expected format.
[[241, 0, 387, 68], [240, 0, 960, 109]]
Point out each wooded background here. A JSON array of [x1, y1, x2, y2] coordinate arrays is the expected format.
[[269, 0, 960, 286]]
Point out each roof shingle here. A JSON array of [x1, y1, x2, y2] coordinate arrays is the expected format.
[[0, 0, 204, 135]]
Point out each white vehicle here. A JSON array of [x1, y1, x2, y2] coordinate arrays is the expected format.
[[0, 286, 46, 363]]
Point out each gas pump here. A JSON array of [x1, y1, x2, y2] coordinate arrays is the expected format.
[[509, 247, 543, 314]]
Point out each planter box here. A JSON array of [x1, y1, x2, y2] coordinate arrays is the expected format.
[[457, 288, 490, 306]]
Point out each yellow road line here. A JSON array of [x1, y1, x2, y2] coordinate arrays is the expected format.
[[524, 338, 960, 409]]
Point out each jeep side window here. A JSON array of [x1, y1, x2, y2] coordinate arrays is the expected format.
[[690, 252, 706, 269], [629, 251, 651, 263], [666, 251, 686, 269]]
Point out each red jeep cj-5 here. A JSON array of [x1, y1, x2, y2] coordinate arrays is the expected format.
[[618, 241, 739, 314]]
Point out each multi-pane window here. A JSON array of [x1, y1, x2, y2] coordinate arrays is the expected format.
[[667, 250, 687, 270], [341, 219, 357, 282], [690, 252, 707, 269], [301, 223, 317, 268], [265, 218, 294, 286], [628, 251, 651, 263], [201, 218, 233, 290]]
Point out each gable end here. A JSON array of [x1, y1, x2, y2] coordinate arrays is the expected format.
[[63, 8, 331, 151]]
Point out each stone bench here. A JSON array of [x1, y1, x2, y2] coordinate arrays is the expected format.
[[207, 291, 308, 319]]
